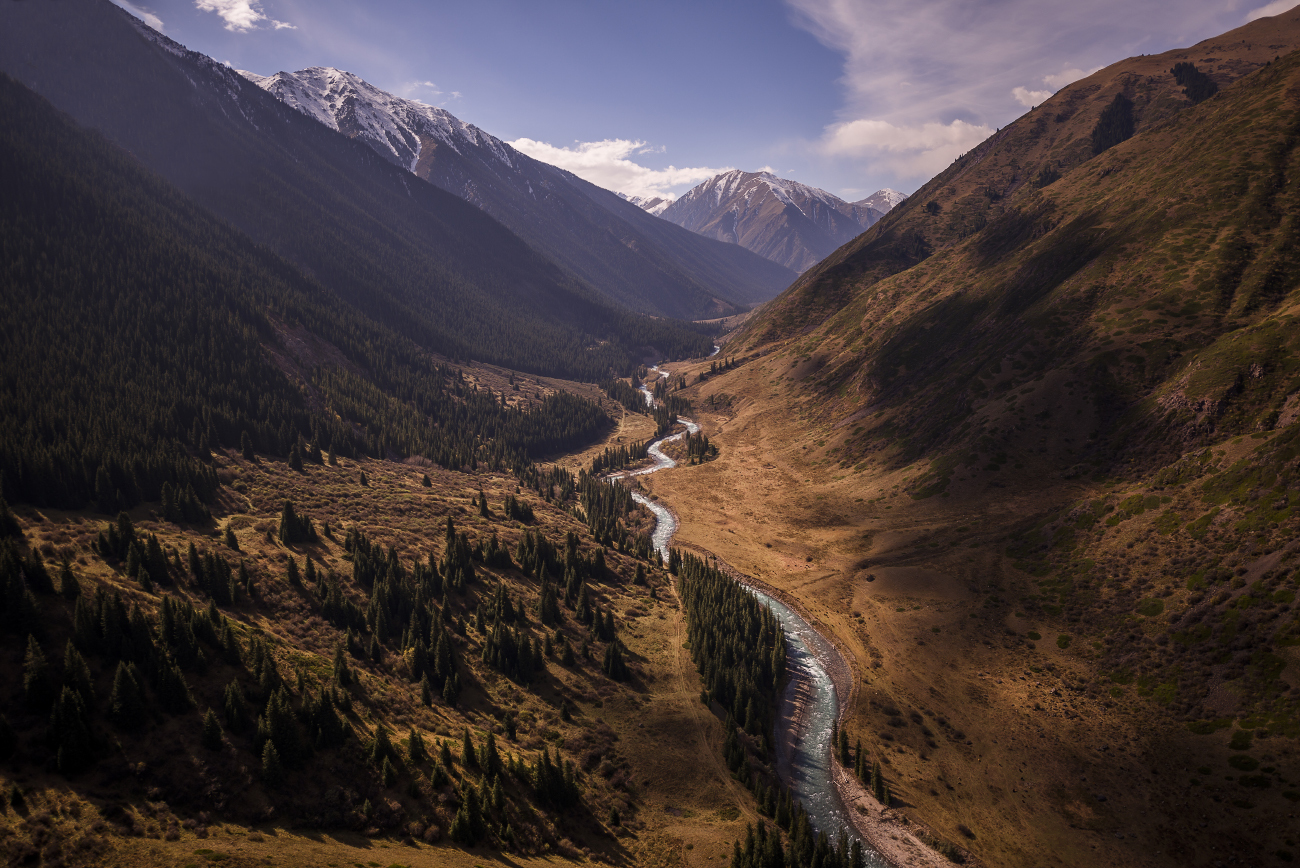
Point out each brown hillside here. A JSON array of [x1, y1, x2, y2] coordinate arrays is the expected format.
[[638, 11, 1300, 868], [749, 6, 1300, 342]]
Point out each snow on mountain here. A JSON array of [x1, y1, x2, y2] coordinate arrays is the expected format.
[[854, 188, 908, 214], [659, 170, 883, 272], [238, 66, 793, 314], [619, 192, 674, 216], [237, 67, 514, 172]]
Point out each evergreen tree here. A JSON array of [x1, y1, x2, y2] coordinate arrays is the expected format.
[[62, 641, 94, 708], [22, 635, 53, 710], [109, 662, 146, 729], [407, 727, 427, 766], [48, 686, 93, 775], [461, 727, 478, 770], [59, 562, 82, 600], [262, 741, 284, 787], [480, 731, 502, 779], [241, 431, 255, 461], [202, 709, 224, 750]]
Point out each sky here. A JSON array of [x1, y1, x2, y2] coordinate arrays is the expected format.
[[113, 0, 1297, 201]]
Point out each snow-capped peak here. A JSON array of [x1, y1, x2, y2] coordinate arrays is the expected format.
[[237, 66, 513, 172], [854, 188, 907, 213], [619, 192, 675, 216]]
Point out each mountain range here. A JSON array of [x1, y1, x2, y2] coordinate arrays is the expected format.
[[237, 66, 795, 318]]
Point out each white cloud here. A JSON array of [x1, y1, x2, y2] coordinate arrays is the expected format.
[[109, 0, 164, 32], [1246, 0, 1298, 20], [507, 138, 730, 199], [1012, 86, 1053, 107], [1043, 66, 1093, 90], [820, 118, 993, 179], [194, 0, 294, 32], [785, 0, 1243, 189]]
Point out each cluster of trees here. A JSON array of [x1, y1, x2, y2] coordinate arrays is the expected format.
[[589, 441, 648, 475], [1172, 62, 1218, 105], [599, 378, 647, 413], [682, 431, 718, 465], [729, 817, 867, 868], [1091, 93, 1135, 155], [696, 356, 739, 384], [673, 551, 785, 746], [577, 472, 654, 559]]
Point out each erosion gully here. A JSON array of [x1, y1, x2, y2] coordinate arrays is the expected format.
[[610, 359, 887, 866]]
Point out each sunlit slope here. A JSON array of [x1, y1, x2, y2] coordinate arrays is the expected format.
[[748, 7, 1300, 344], [740, 32, 1300, 480]]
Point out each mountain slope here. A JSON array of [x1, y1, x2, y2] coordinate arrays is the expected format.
[[240, 67, 796, 316], [658, 170, 885, 272], [750, 10, 1300, 341], [0, 0, 711, 380], [0, 71, 614, 511], [678, 12, 1300, 866]]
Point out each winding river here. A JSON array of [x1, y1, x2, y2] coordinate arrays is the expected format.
[[619, 363, 887, 866]]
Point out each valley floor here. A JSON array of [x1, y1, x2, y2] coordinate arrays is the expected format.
[[642, 350, 1300, 868]]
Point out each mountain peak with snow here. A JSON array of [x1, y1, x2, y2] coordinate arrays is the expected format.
[[657, 170, 885, 272], [619, 192, 674, 216], [237, 66, 512, 172], [854, 188, 908, 213]]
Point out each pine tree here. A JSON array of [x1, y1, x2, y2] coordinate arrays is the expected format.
[[109, 662, 146, 729], [22, 635, 53, 710], [381, 756, 397, 788], [461, 727, 478, 770], [48, 686, 93, 775], [202, 709, 224, 750], [262, 741, 284, 787], [62, 641, 94, 708], [407, 727, 427, 766], [59, 562, 81, 600], [480, 731, 502, 779], [223, 680, 247, 733], [837, 725, 850, 766], [225, 527, 239, 551], [241, 431, 255, 461], [871, 760, 888, 805]]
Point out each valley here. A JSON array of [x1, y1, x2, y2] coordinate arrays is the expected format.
[[3, 1, 1300, 867]]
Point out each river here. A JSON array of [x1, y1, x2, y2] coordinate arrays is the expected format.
[[618, 362, 887, 866]]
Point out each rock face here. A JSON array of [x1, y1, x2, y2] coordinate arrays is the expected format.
[[239, 68, 796, 316], [656, 171, 903, 272]]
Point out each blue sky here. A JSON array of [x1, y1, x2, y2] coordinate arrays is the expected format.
[[114, 0, 1296, 201]]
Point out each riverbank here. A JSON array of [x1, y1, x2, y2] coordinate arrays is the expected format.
[[675, 544, 978, 868]]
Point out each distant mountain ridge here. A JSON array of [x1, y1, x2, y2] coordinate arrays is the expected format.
[[239, 67, 796, 317], [0, 0, 714, 380], [647, 170, 903, 272]]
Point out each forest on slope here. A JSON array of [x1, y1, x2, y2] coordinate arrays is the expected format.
[[0, 0, 714, 384], [0, 74, 619, 512]]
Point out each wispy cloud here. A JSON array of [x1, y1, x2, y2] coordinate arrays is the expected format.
[[786, 0, 1240, 187], [109, 0, 164, 32], [398, 80, 457, 102], [194, 0, 294, 32], [507, 138, 729, 199], [1246, 0, 1299, 21]]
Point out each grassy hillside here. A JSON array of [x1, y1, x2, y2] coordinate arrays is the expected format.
[[749, 8, 1300, 344], [640, 13, 1300, 868], [0, 444, 764, 868]]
